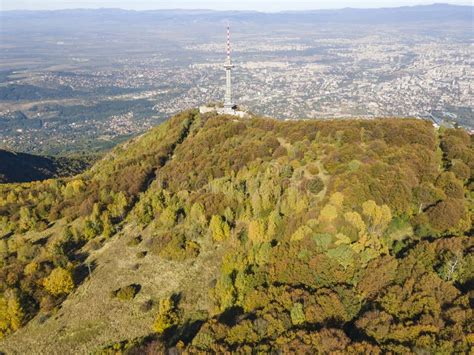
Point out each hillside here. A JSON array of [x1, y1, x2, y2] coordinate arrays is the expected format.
[[0, 149, 91, 183], [0, 110, 472, 353]]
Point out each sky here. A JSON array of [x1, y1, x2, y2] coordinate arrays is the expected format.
[[1, 0, 472, 11]]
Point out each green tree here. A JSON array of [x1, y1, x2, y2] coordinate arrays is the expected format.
[[83, 218, 102, 240], [18, 207, 35, 232], [209, 215, 230, 241], [0, 239, 8, 266], [290, 302, 306, 325], [307, 176, 324, 194], [109, 191, 128, 219], [101, 212, 114, 238], [266, 210, 282, 240], [213, 274, 237, 312]]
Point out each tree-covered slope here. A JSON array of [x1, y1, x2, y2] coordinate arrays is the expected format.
[[0, 149, 90, 183], [0, 110, 472, 353]]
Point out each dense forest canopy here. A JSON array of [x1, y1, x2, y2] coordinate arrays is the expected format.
[[0, 110, 472, 353]]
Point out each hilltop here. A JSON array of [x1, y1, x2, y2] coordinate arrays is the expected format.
[[0, 149, 91, 183], [0, 110, 472, 353]]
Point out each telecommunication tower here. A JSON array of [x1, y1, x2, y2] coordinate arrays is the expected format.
[[223, 24, 235, 113]]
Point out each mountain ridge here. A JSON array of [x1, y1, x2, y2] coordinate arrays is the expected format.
[[0, 111, 472, 353], [2, 4, 471, 24]]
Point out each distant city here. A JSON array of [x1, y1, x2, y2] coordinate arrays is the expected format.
[[0, 5, 472, 155]]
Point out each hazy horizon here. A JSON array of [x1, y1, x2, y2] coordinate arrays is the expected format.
[[1, 0, 472, 12]]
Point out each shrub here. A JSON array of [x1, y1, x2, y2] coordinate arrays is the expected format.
[[307, 164, 320, 175], [281, 164, 294, 178], [140, 299, 154, 312], [159, 236, 200, 261], [348, 159, 362, 172], [112, 284, 141, 301], [307, 177, 324, 194], [127, 236, 142, 247], [136, 251, 147, 259]]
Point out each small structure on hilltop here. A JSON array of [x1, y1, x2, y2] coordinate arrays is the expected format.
[[200, 24, 248, 118]]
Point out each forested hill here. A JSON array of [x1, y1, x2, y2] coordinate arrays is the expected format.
[[0, 110, 472, 353], [0, 149, 90, 183]]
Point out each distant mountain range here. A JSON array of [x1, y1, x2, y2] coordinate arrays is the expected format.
[[0, 149, 90, 183], [2, 4, 472, 25]]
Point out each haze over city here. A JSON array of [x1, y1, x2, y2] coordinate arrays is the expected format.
[[0, 1, 473, 354], [1, 3, 472, 154], [2, 0, 472, 11]]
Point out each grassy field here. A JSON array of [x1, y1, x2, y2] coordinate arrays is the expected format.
[[0, 221, 224, 354]]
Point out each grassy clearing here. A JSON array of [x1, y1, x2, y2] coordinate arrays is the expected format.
[[0, 223, 223, 354]]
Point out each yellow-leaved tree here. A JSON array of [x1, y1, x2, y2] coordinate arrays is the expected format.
[[0, 290, 25, 338], [43, 267, 75, 296], [351, 200, 392, 258], [209, 215, 231, 241], [153, 296, 180, 334], [190, 202, 207, 227], [248, 219, 266, 244], [362, 200, 392, 237]]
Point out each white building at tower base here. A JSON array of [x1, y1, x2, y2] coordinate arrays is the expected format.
[[199, 105, 248, 118]]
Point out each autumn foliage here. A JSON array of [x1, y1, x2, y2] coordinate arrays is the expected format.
[[0, 111, 472, 353]]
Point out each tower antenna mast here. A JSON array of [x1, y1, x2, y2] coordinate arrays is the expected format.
[[227, 23, 231, 62], [224, 23, 235, 113]]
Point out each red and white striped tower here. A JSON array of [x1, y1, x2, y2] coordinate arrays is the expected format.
[[224, 23, 235, 113], [226, 25, 231, 62]]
